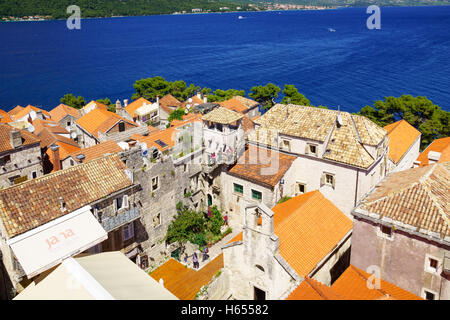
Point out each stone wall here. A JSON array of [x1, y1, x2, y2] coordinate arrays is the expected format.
[[351, 216, 450, 300]]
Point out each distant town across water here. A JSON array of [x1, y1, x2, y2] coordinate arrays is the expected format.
[[0, 6, 449, 113]]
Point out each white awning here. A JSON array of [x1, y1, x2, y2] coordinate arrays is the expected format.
[[135, 103, 159, 116], [7, 206, 107, 278]]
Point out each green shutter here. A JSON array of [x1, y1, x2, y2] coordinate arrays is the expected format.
[[252, 189, 262, 200], [234, 183, 243, 194]]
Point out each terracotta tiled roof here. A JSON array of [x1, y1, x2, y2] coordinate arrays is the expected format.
[[125, 97, 153, 117], [273, 191, 353, 277], [287, 265, 421, 300], [170, 113, 202, 128], [76, 108, 137, 138], [131, 127, 176, 152], [49, 104, 80, 123], [7, 106, 25, 117], [0, 154, 132, 238], [226, 232, 243, 244], [159, 94, 182, 114], [202, 106, 243, 125], [32, 118, 69, 136], [82, 100, 108, 112], [181, 95, 204, 109], [37, 127, 79, 150], [10, 105, 50, 121], [66, 140, 122, 162], [0, 109, 12, 123], [358, 162, 450, 239], [383, 120, 421, 164], [228, 146, 296, 188], [220, 96, 258, 114], [287, 277, 345, 300], [250, 104, 387, 168], [0, 124, 40, 153], [241, 115, 255, 133], [45, 141, 81, 170], [416, 137, 450, 167], [150, 254, 223, 300]]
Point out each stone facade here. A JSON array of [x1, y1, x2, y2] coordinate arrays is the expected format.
[[0, 141, 42, 189], [351, 215, 450, 300]]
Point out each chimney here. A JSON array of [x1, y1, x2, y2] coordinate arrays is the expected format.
[[115, 99, 122, 113], [76, 154, 86, 163], [9, 129, 22, 149], [203, 96, 207, 104], [427, 151, 441, 164], [156, 96, 160, 105], [197, 92, 201, 100], [50, 144, 61, 171], [123, 99, 128, 107]]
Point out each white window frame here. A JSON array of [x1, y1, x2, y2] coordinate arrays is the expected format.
[[307, 143, 318, 156], [281, 139, 291, 152], [115, 194, 129, 212], [31, 171, 38, 179], [377, 224, 394, 241], [424, 254, 441, 275], [151, 176, 159, 191], [295, 181, 307, 196], [421, 288, 439, 300], [122, 222, 135, 241], [251, 189, 263, 201]]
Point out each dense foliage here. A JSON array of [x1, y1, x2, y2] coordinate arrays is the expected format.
[[168, 108, 186, 123], [60, 93, 85, 109], [249, 83, 281, 110], [0, 0, 253, 19], [359, 95, 450, 149], [165, 205, 224, 247]]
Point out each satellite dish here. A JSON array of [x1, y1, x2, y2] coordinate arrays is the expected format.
[[337, 115, 343, 127], [27, 124, 35, 133], [185, 108, 189, 114], [71, 132, 77, 139]]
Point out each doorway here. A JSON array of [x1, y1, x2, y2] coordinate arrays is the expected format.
[[254, 286, 266, 300], [207, 194, 212, 206]]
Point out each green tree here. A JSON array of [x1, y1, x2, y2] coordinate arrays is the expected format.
[[165, 209, 206, 247], [60, 93, 86, 109], [249, 83, 281, 110], [96, 98, 115, 112], [168, 108, 186, 123], [281, 85, 310, 106], [359, 95, 450, 149], [132, 76, 171, 101], [208, 89, 245, 102]]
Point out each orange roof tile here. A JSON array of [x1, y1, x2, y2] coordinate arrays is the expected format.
[[7, 105, 25, 117], [181, 95, 204, 109], [287, 265, 422, 300], [273, 191, 353, 277], [150, 254, 223, 300], [132, 126, 176, 151], [49, 104, 80, 123], [0, 154, 132, 238], [76, 108, 137, 138], [66, 140, 122, 162], [0, 109, 12, 123], [0, 124, 40, 153], [125, 97, 153, 117], [82, 100, 108, 112], [220, 96, 258, 114], [226, 232, 243, 244], [228, 146, 296, 188], [45, 141, 81, 170], [10, 105, 51, 121], [383, 120, 421, 164], [159, 94, 182, 114], [32, 118, 69, 136], [416, 137, 450, 167], [37, 127, 79, 150]]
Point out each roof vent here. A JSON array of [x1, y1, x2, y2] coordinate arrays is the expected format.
[[428, 151, 441, 163], [336, 115, 343, 127], [76, 154, 86, 163]]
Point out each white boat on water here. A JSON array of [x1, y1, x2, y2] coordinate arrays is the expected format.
[[238, 16, 244, 19], [328, 28, 336, 32]]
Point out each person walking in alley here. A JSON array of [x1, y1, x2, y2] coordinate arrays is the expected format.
[[184, 253, 188, 265], [193, 252, 199, 269], [202, 246, 209, 261]]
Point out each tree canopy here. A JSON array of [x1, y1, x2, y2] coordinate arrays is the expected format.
[[60, 93, 85, 109], [359, 95, 450, 149], [208, 89, 245, 102], [281, 84, 311, 106], [249, 83, 281, 110], [168, 108, 186, 123]]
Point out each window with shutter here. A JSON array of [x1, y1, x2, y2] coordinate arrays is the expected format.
[[123, 222, 135, 241]]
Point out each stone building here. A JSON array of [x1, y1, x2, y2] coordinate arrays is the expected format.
[[0, 124, 42, 188], [351, 162, 450, 300], [222, 145, 296, 227], [383, 119, 421, 172], [75, 108, 139, 148], [48, 103, 80, 132], [219, 96, 261, 119], [0, 154, 149, 298], [221, 191, 352, 300], [247, 104, 389, 215]]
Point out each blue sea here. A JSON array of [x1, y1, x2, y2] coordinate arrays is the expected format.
[[0, 6, 449, 112]]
